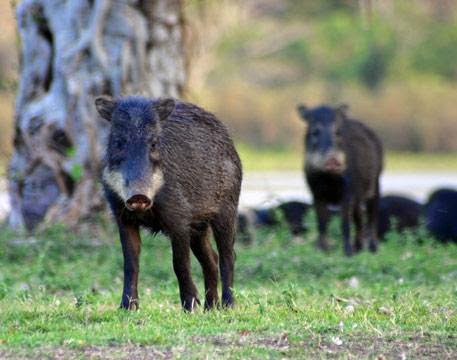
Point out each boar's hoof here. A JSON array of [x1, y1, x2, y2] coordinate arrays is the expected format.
[[354, 241, 364, 253], [344, 244, 354, 257], [120, 296, 139, 310], [182, 296, 201, 312], [221, 293, 234, 308], [204, 299, 219, 311], [368, 240, 378, 253], [316, 237, 330, 252]]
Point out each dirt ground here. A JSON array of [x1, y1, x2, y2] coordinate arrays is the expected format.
[[1, 334, 455, 359]]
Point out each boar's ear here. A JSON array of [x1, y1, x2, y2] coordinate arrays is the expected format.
[[95, 96, 116, 121], [296, 104, 311, 122], [155, 98, 176, 121], [335, 103, 349, 118]]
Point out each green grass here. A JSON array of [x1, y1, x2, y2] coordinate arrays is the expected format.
[[236, 143, 303, 171], [0, 218, 456, 359], [1, 148, 454, 176], [386, 151, 457, 172], [237, 143, 457, 172]]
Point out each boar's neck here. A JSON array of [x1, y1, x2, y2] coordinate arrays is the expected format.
[[306, 170, 348, 205]]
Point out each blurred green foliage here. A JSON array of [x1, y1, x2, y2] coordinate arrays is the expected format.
[[189, 0, 457, 152], [312, 13, 396, 89], [411, 24, 457, 80], [237, 144, 457, 172], [213, 1, 457, 89]]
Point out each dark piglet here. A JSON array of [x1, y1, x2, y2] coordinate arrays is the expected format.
[[236, 211, 255, 244], [378, 195, 423, 239], [297, 104, 383, 256], [425, 188, 457, 243], [237, 201, 310, 244], [236, 207, 275, 245], [277, 201, 310, 236], [96, 96, 242, 311]]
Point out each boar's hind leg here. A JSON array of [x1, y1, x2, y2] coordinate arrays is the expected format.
[[190, 225, 219, 310], [366, 191, 380, 253], [118, 221, 142, 310], [341, 200, 354, 256], [211, 208, 236, 308], [170, 230, 200, 311], [353, 202, 364, 253], [315, 200, 330, 251]]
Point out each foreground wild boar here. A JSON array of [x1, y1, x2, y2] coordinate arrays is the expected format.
[[297, 104, 383, 255], [95, 96, 242, 311]]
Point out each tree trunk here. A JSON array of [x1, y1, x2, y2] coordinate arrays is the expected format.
[[8, 0, 186, 230]]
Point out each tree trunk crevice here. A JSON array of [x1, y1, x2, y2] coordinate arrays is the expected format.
[[8, 0, 186, 230]]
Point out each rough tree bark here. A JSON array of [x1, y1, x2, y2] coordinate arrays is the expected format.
[[8, 0, 186, 230]]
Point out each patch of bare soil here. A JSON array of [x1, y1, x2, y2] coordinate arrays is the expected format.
[[1, 334, 455, 359], [195, 332, 457, 359], [305, 334, 457, 359], [0, 345, 173, 360]]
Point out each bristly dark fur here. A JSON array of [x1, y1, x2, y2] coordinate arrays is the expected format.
[[98, 96, 242, 311], [425, 188, 457, 243]]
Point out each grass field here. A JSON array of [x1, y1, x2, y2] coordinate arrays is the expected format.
[[0, 217, 456, 359], [237, 144, 457, 172], [1, 149, 456, 177]]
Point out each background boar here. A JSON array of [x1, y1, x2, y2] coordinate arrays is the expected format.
[[378, 195, 423, 239], [425, 188, 457, 243], [297, 104, 383, 255], [237, 201, 310, 244]]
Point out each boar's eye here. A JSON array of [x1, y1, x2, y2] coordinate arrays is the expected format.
[[113, 138, 125, 150], [335, 129, 343, 137], [149, 140, 160, 162], [110, 149, 125, 166], [310, 128, 320, 137], [149, 140, 158, 152]]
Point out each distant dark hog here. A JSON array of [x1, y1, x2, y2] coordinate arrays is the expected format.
[[237, 201, 310, 244], [95, 96, 242, 311], [297, 104, 383, 256], [425, 188, 457, 243], [279, 201, 310, 235], [378, 195, 423, 239]]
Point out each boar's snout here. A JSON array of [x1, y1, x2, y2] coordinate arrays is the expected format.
[[126, 194, 152, 212], [324, 156, 345, 173]]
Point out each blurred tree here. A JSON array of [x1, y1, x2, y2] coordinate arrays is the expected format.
[[8, 0, 186, 230], [358, 44, 388, 90], [411, 24, 457, 80]]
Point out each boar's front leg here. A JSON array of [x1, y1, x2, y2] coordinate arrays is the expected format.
[[315, 200, 330, 251], [118, 220, 142, 310], [211, 207, 236, 308], [170, 230, 200, 312], [353, 201, 364, 253], [366, 194, 380, 253], [190, 225, 219, 310], [341, 198, 354, 256]]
